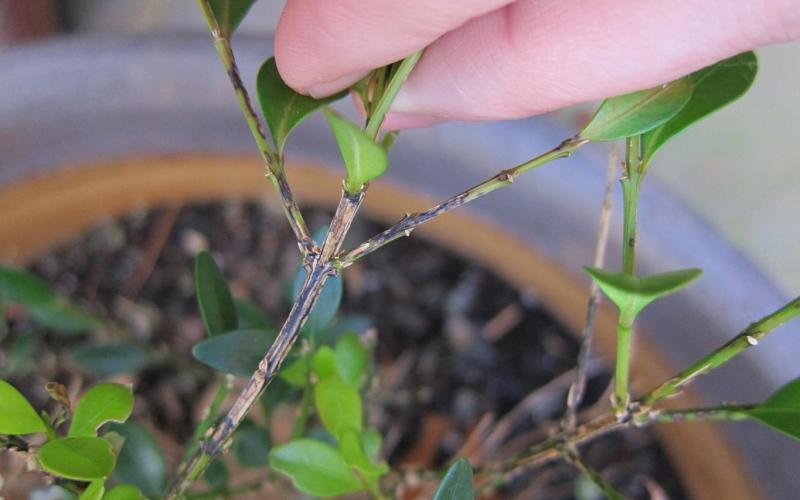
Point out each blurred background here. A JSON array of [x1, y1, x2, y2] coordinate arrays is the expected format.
[[2, 0, 799, 294]]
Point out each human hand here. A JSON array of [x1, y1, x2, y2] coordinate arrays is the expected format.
[[274, 0, 799, 129]]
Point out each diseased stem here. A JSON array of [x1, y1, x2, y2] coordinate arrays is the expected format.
[[562, 149, 617, 431], [196, 0, 314, 255], [336, 137, 588, 268], [642, 296, 800, 405], [639, 405, 752, 424]]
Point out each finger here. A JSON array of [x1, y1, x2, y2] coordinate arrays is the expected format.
[[388, 0, 800, 125], [274, 0, 515, 96]]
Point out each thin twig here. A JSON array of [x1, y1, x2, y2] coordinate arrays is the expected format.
[[196, 0, 314, 254], [562, 148, 618, 432], [561, 446, 625, 500], [122, 204, 181, 300], [335, 137, 588, 268]]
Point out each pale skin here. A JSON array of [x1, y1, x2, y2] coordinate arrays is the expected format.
[[274, 0, 800, 129]]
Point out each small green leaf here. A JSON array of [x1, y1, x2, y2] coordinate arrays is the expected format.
[[642, 52, 757, 165], [269, 439, 362, 497], [71, 342, 150, 376], [279, 357, 309, 387], [742, 378, 800, 441], [324, 109, 389, 194], [110, 422, 166, 498], [293, 265, 342, 343], [335, 333, 368, 387], [360, 429, 383, 460], [314, 377, 362, 438], [580, 77, 693, 142], [433, 458, 474, 500], [232, 420, 271, 468], [195, 251, 238, 337], [192, 328, 274, 377], [312, 347, 338, 380], [235, 298, 273, 330], [257, 58, 346, 154], [583, 267, 702, 320], [78, 480, 105, 500], [204, 457, 229, 490], [339, 428, 389, 477], [208, 0, 256, 38], [102, 485, 144, 500], [0, 266, 97, 334], [69, 383, 134, 438], [0, 379, 47, 435], [37, 437, 116, 481]]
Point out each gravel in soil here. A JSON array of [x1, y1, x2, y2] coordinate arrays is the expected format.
[[1, 200, 685, 499]]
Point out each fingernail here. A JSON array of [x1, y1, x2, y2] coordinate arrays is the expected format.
[[307, 71, 366, 98]]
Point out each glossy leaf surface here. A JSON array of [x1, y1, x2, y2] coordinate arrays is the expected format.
[[110, 422, 166, 497], [0, 379, 47, 435], [208, 0, 256, 38], [743, 378, 800, 441], [257, 58, 345, 154], [580, 78, 693, 142], [192, 329, 274, 377], [270, 439, 361, 497], [314, 377, 362, 438], [69, 383, 133, 437], [38, 437, 115, 481], [642, 52, 757, 165], [325, 109, 389, 194]]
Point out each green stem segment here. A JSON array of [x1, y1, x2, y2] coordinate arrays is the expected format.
[[621, 135, 642, 276], [613, 318, 634, 411], [196, 0, 314, 254], [642, 296, 800, 405], [364, 50, 423, 140]]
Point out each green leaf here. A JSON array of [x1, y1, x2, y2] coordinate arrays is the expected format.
[[192, 328, 274, 377], [360, 428, 383, 460], [195, 251, 238, 337], [269, 439, 362, 497], [324, 109, 389, 194], [204, 457, 229, 490], [102, 485, 144, 500], [109, 422, 166, 497], [742, 378, 800, 441], [294, 265, 342, 343], [78, 480, 105, 500], [583, 267, 702, 320], [257, 58, 346, 154], [335, 333, 368, 387], [580, 77, 693, 142], [69, 383, 134, 438], [71, 342, 150, 376], [208, 0, 256, 38], [433, 458, 474, 500], [232, 420, 271, 468], [312, 347, 338, 380], [642, 52, 757, 165], [0, 266, 97, 334], [314, 377, 362, 438], [37, 437, 116, 481], [0, 379, 47, 435], [235, 298, 273, 330], [279, 357, 309, 387], [339, 428, 389, 478]]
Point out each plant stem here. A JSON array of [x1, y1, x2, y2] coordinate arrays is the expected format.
[[621, 136, 642, 276], [638, 405, 752, 424], [166, 192, 364, 498], [196, 0, 314, 255], [563, 149, 617, 431], [364, 50, 423, 140], [561, 446, 625, 500], [336, 137, 587, 268], [613, 319, 634, 412], [642, 296, 800, 406]]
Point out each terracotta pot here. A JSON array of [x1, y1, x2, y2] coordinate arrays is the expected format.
[[1, 36, 797, 499]]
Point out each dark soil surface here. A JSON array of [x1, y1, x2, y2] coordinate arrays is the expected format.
[[1, 200, 686, 499]]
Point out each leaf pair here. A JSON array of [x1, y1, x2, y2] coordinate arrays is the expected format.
[[256, 59, 388, 194], [584, 267, 702, 322], [0, 266, 97, 334], [580, 52, 757, 167]]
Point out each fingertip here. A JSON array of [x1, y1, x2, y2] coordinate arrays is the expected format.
[[382, 111, 445, 131]]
